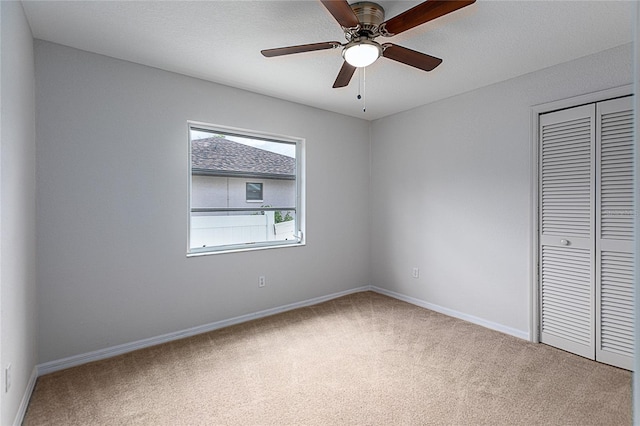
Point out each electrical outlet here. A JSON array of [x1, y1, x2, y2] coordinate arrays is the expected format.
[[5, 364, 11, 393], [258, 276, 266, 288], [412, 267, 420, 279]]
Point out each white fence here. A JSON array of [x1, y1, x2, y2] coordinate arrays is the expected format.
[[191, 212, 296, 248], [274, 219, 296, 239]]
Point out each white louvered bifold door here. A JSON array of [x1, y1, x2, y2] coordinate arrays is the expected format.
[[539, 105, 595, 360], [596, 97, 634, 370]]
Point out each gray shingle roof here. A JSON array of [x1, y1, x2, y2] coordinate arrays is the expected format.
[[191, 137, 295, 178]]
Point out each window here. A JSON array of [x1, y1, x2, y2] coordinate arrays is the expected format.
[[188, 122, 304, 255], [246, 183, 263, 202]]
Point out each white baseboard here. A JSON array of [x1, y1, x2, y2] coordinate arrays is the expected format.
[[38, 285, 528, 376], [27, 284, 527, 423], [13, 366, 38, 426], [38, 286, 372, 376], [370, 286, 530, 341]]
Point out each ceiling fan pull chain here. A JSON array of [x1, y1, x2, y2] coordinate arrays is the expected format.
[[357, 67, 362, 100], [356, 67, 366, 112], [362, 67, 366, 113]]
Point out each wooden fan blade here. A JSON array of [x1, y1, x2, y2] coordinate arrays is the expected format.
[[382, 0, 475, 36], [320, 0, 360, 28], [262, 41, 341, 57], [382, 44, 442, 72], [333, 61, 356, 88]]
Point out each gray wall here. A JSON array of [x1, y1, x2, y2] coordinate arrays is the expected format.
[[371, 44, 633, 338], [30, 30, 636, 373], [35, 41, 371, 363], [1, 2, 37, 424]]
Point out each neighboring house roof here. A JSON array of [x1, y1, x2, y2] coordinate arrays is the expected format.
[[192, 137, 295, 179]]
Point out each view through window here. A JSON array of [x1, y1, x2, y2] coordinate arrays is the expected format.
[[188, 123, 303, 254]]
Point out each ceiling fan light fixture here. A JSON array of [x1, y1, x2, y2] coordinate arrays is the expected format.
[[343, 40, 381, 68]]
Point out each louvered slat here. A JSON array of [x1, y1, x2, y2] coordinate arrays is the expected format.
[[600, 107, 633, 238], [541, 246, 592, 347], [600, 251, 634, 357], [541, 116, 592, 237]]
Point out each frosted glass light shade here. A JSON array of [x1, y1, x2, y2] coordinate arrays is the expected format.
[[343, 41, 381, 67]]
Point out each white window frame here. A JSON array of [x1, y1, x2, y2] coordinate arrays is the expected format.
[[187, 121, 305, 256]]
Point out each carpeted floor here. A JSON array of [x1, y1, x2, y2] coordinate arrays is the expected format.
[[24, 291, 631, 425]]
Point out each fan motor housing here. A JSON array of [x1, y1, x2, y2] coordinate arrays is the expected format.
[[350, 1, 385, 35]]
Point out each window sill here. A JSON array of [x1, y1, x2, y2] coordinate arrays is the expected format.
[[187, 240, 305, 257]]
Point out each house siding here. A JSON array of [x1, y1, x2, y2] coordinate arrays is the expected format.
[[191, 175, 295, 210]]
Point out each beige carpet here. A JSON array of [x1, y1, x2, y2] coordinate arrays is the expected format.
[[24, 291, 631, 425]]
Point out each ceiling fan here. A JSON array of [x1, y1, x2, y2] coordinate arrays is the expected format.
[[261, 0, 476, 88]]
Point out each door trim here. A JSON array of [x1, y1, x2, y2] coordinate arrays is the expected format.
[[529, 84, 633, 343]]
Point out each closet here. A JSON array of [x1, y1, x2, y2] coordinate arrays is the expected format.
[[539, 96, 634, 370]]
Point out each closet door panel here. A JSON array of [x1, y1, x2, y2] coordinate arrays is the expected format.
[[596, 96, 634, 370], [539, 105, 595, 360]]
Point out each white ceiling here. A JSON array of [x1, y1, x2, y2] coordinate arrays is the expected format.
[[22, 0, 634, 121]]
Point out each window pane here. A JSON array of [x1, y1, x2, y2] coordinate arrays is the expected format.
[[246, 183, 263, 201], [189, 124, 302, 254]]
